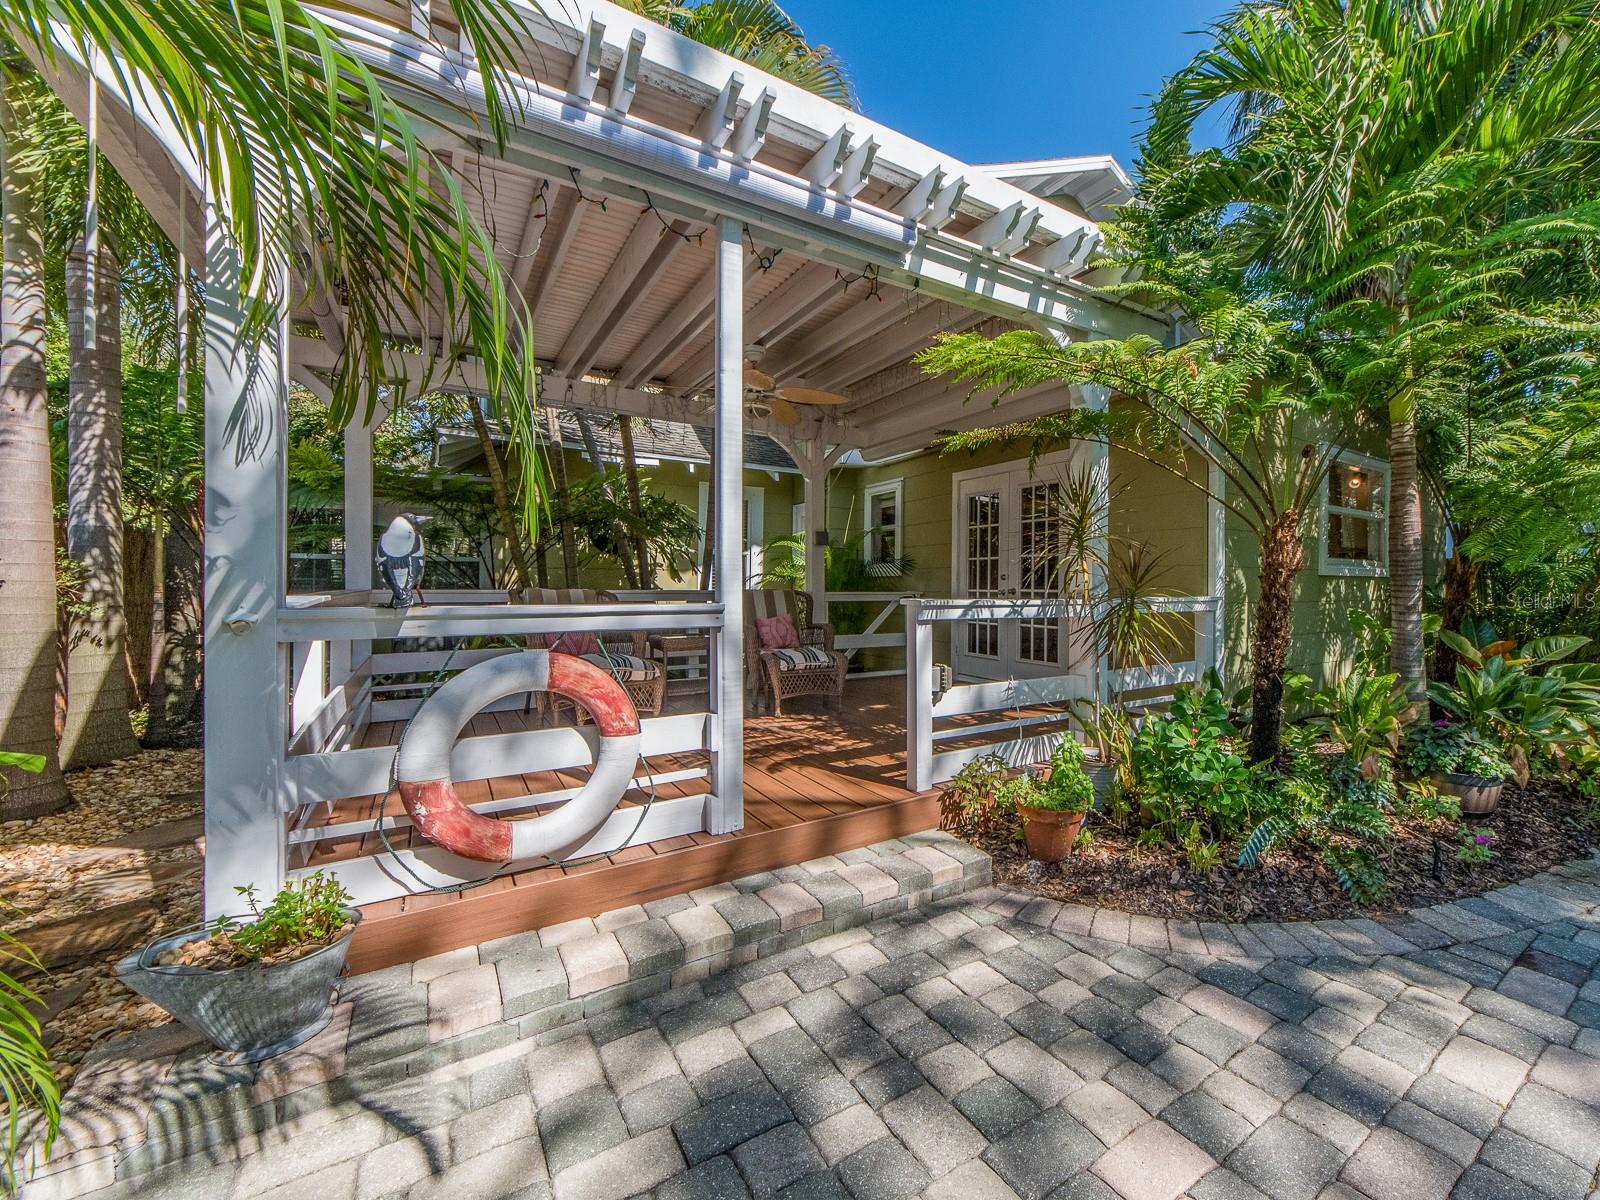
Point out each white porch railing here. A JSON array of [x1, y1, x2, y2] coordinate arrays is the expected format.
[[828, 590, 916, 674], [902, 595, 1220, 793], [276, 589, 723, 905]]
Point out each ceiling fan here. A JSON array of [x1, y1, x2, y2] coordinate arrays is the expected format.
[[739, 362, 849, 427]]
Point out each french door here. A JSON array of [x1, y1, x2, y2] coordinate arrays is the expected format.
[[952, 452, 1087, 681]]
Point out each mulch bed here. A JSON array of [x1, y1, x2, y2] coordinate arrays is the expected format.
[[1, 749, 204, 1086], [969, 778, 1600, 924]]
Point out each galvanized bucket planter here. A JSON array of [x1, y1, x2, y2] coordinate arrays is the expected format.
[[115, 910, 360, 1064]]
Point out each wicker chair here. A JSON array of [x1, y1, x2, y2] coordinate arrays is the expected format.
[[744, 588, 847, 715], [532, 587, 667, 721]]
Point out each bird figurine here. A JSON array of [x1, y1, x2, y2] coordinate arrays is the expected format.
[[377, 513, 426, 608]]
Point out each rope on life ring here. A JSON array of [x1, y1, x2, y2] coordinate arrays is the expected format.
[[394, 649, 641, 863]]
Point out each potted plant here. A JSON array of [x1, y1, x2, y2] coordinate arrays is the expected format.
[[1402, 722, 1512, 815], [116, 872, 359, 1064], [1017, 738, 1094, 863]]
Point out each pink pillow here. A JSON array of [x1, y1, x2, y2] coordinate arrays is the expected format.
[[757, 613, 800, 650], [546, 630, 601, 656]]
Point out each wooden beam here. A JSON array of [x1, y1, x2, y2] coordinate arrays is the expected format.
[[802, 125, 852, 188], [806, 301, 984, 393], [508, 176, 552, 296], [525, 185, 589, 319], [926, 176, 968, 229], [892, 167, 944, 222], [555, 210, 701, 379], [760, 288, 924, 385], [610, 28, 646, 115], [730, 87, 775, 161], [567, 15, 605, 101], [667, 260, 840, 392], [694, 71, 743, 149], [836, 136, 878, 199]]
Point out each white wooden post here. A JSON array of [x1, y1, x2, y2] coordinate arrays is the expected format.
[[801, 443, 829, 624], [291, 640, 327, 734], [1081, 382, 1113, 708], [904, 598, 932, 792], [202, 219, 288, 920], [708, 217, 744, 834], [1206, 458, 1227, 675], [332, 402, 380, 685]]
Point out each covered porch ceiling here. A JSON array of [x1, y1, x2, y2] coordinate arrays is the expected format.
[[36, 0, 1169, 462]]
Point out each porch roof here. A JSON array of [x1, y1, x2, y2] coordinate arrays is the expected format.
[[38, 0, 1167, 463]]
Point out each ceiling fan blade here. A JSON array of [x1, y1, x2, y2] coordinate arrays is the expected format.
[[766, 395, 802, 425], [744, 366, 776, 391], [777, 386, 850, 407]]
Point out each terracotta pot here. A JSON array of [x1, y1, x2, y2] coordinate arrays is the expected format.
[[1018, 804, 1086, 864], [1433, 771, 1506, 817]]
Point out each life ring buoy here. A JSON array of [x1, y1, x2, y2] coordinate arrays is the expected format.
[[394, 649, 640, 863]]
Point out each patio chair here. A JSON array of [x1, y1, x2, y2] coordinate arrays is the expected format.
[[744, 588, 847, 715], [532, 587, 666, 722]]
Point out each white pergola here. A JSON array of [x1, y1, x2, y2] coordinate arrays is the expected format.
[[33, 0, 1184, 915]]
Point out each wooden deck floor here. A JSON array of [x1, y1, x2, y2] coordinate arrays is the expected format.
[[335, 676, 950, 971]]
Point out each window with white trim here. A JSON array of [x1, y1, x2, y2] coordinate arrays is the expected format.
[[864, 479, 903, 576], [1320, 447, 1388, 576]]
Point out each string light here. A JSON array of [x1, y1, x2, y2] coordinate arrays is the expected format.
[[743, 225, 781, 272], [567, 166, 608, 212], [835, 264, 883, 301], [639, 191, 705, 245]]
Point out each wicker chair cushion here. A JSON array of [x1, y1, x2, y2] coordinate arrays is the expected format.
[[757, 613, 800, 649], [547, 630, 601, 656], [581, 652, 659, 683], [768, 646, 836, 670]]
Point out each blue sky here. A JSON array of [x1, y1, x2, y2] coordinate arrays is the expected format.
[[782, 0, 1231, 173]]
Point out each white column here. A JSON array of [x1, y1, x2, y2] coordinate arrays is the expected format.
[[904, 599, 932, 793], [1081, 382, 1112, 707], [800, 444, 829, 624], [202, 219, 288, 920], [708, 217, 744, 835], [1207, 458, 1227, 675], [331, 403, 379, 685]]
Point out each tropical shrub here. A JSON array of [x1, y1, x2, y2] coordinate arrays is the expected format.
[[1129, 684, 1262, 843], [1239, 748, 1395, 902], [1310, 671, 1409, 767]]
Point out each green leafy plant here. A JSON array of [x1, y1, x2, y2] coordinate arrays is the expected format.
[[1183, 835, 1223, 873], [939, 753, 1012, 840], [1457, 830, 1497, 865], [1312, 671, 1410, 767], [1028, 738, 1094, 814], [173, 873, 354, 970], [1129, 684, 1261, 842], [1402, 723, 1511, 781], [0, 752, 58, 1188], [1238, 753, 1395, 901]]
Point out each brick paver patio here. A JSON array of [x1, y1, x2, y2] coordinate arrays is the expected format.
[[22, 842, 1600, 1200]]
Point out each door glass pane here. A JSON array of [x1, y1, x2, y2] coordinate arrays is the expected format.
[[965, 491, 1000, 658], [1017, 481, 1062, 665]]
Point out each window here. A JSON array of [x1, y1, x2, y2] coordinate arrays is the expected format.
[[1320, 447, 1388, 576], [864, 479, 903, 576]]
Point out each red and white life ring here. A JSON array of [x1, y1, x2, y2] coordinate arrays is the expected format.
[[394, 649, 640, 863]]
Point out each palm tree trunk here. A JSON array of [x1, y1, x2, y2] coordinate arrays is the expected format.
[[1247, 509, 1306, 764], [465, 399, 534, 598], [60, 234, 140, 768], [617, 414, 652, 585], [1388, 412, 1427, 702], [1432, 532, 1478, 684], [543, 408, 579, 585], [0, 78, 69, 815]]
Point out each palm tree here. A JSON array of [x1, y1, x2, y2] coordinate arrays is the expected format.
[[59, 232, 141, 767], [0, 70, 68, 816], [625, 0, 854, 105], [1141, 0, 1600, 703]]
